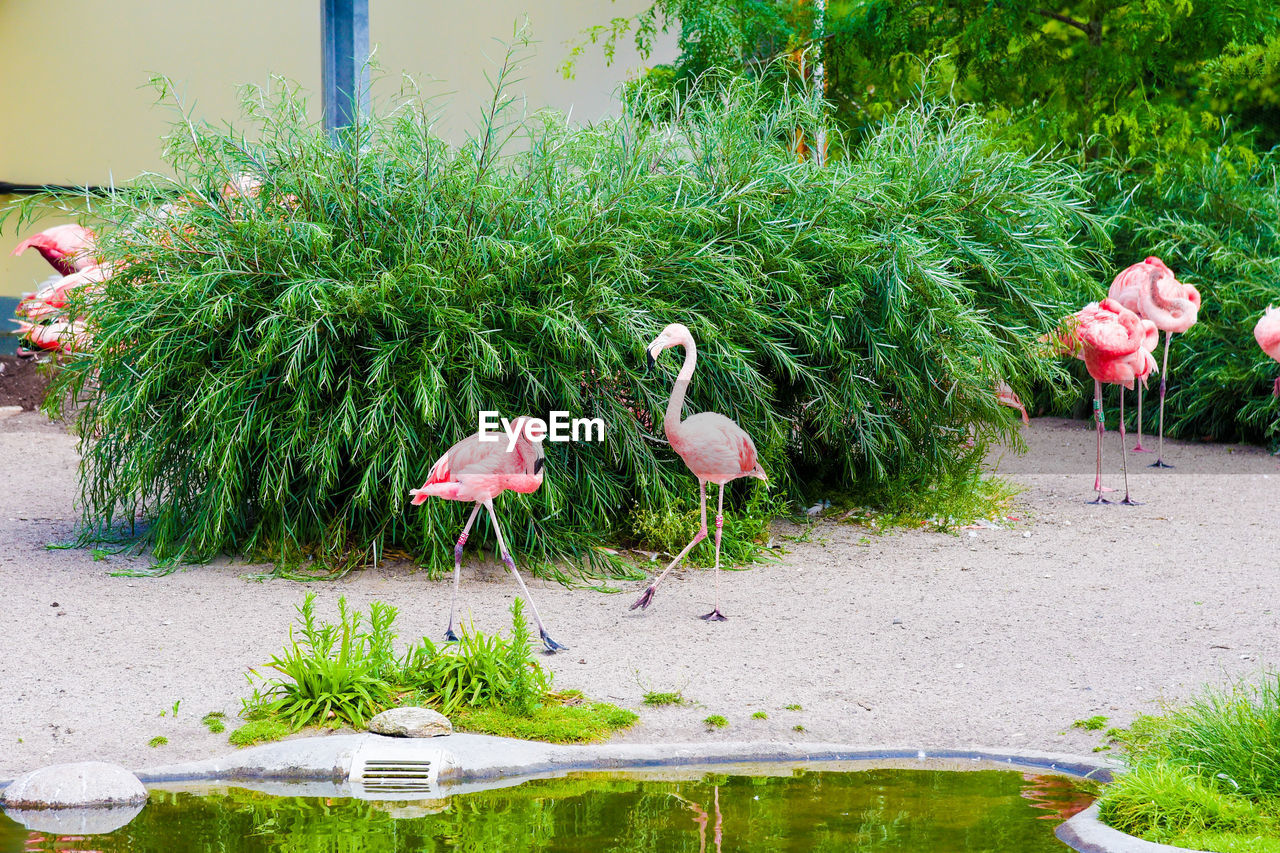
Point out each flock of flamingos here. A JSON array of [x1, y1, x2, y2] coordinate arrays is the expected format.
[[9, 218, 1280, 652]]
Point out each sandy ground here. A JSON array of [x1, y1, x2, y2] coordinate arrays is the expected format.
[[1, 411, 1277, 780]]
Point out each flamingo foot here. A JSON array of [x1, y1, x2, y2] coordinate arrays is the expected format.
[[1149, 459, 1174, 469], [630, 586, 657, 611], [1120, 497, 1142, 506], [444, 628, 459, 643], [539, 629, 568, 654], [1131, 443, 1153, 453], [1087, 496, 1113, 505], [700, 608, 728, 622]]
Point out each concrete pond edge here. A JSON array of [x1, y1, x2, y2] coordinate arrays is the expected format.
[[0, 734, 1207, 851]]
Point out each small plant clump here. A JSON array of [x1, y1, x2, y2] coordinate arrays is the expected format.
[[704, 715, 728, 729], [752, 711, 768, 720], [642, 691, 687, 707], [236, 595, 632, 746], [784, 704, 802, 712], [1097, 672, 1280, 852], [148, 736, 168, 748], [201, 712, 226, 734], [1072, 715, 1109, 731]]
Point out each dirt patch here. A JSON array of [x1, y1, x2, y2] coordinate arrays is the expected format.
[[0, 355, 51, 411]]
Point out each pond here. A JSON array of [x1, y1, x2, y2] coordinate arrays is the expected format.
[[0, 766, 1092, 852]]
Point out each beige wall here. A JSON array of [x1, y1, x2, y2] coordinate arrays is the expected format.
[[1, 0, 673, 294]]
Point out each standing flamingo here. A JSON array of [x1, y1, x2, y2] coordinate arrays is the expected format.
[[1257, 307, 1280, 398], [1108, 257, 1172, 451], [409, 417, 566, 653], [10, 225, 98, 276], [630, 323, 768, 620], [1066, 300, 1157, 504], [1137, 263, 1201, 467]]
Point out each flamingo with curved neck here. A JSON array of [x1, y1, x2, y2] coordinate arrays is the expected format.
[[631, 323, 767, 620], [1137, 263, 1201, 467]]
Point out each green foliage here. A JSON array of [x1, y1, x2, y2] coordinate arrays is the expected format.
[[751, 710, 768, 719], [641, 690, 686, 707], [148, 735, 168, 748], [399, 599, 550, 716], [201, 711, 226, 734], [1072, 715, 1108, 731], [243, 594, 396, 730], [3, 53, 1096, 574], [452, 699, 638, 744], [784, 703, 802, 711], [1097, 673, 1280, 850], [610, 1, 1280, 156], [228, 718, 291, 747], [704, 714, 728, 729]]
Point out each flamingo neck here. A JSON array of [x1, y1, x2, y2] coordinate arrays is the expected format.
[[664, 340, 697, 438]]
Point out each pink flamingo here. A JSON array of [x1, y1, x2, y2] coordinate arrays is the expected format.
[[10, 225, 98, 276], [630, 323, 768, 620], [1108, 257, 1172, 451], [409, 417, 565, 653], [1257, 306, 1280, 398], [1073, 299, 1158, 504], [10, 320, 91, 354], [1137, 263, 1201, 467]]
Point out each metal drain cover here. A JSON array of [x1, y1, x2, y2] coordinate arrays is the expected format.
[[348, 738, 454, 800]]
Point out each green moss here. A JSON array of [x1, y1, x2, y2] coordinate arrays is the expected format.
[[704, 715, 728, 729], [1072, 715, 1109, 731], [452, 701, 637, 744], [202, 712, 226, 734], [642, 691, 686, 707], [147, 736, 168, 748], [751, 711, 768, 720], [229, 719, 292, 747]]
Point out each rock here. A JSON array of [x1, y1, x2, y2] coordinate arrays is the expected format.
[[3, 803, 145, 835], [0, 762, 147, 809], [368, 707, 453, 738]]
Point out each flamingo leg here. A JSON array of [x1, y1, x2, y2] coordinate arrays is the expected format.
[[1119, 392, 1140, 505], [444, 503, 482, 642], [1132, 381, 1151, 452], [701, 484, 727, 622], [483, 500, 567, 654], [1151, 330, 1175, 468], [631, 481, 708, 612], [1088, 379, 1111, 504]]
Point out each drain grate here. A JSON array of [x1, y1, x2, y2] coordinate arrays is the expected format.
[[354, 759, 436, 795], [348, 741, 452, 799]]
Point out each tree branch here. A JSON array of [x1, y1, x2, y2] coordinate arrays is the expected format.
[[1034, 7, 1091, 35]]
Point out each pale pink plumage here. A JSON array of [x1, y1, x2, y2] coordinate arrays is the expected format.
[[408, 417, 562, 652], [1256, 306, 1280, 397], [10, 225, 98, 276], [631, 323, 766, 620]]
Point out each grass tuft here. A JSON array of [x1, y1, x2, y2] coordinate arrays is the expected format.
[[642, 691, 686, 707], [704, 714, 728, 729]]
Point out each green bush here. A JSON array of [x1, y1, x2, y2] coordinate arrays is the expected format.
[[399, 598, 550, 716], [243, 594, 396, 729], [5, 60, 1099, 574], [1097, 673, 1280, 850]]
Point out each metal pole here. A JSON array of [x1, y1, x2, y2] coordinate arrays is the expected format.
[[322, 0, 370, 133]]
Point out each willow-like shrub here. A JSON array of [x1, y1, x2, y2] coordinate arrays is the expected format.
[[10, 73, 1100, 576]]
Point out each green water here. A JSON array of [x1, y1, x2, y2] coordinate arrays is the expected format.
[[0, 768, 1090, 852]]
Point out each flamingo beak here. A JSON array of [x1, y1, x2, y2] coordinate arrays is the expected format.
[[534, 456, 545, 475], [646, 350, 656, 373]]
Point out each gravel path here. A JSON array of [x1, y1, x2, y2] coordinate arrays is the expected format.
[[1, 411, 1276, 778]]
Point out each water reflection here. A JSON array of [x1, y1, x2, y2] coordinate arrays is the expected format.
[[0, 768, 1088, 853]]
